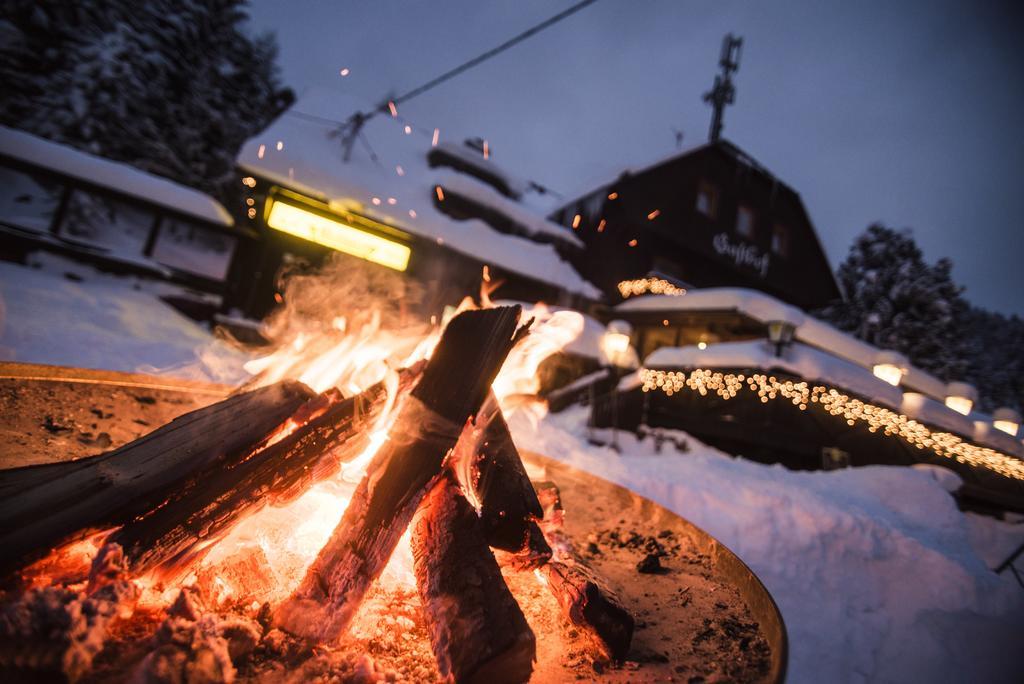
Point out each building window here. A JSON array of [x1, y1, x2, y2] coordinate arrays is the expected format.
[[695, 181, 718, 218], [152, 217, 237, 280], [59, 190, 154, 255], [771, 223, 789, 256], [0, 164, 64, 234], [735, 205, 756, 239]]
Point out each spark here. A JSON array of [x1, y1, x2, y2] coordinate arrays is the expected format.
[[628, 239, 638, 247], [572, 214, 581, 229], [432, 128, 440, 146], [647, 209, 661, 220], [435, 186, 445, 201], [276, 141, 284, 151], [608, 191, 618, 200], [257, 144, 266, 159], [388, 101, 398, 117], [339, 67, 350, 76]]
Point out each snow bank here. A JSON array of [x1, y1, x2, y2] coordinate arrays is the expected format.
[[507, 406, 1024, 683], [0, 126, 233, 226], [0, 256, 249, 383]]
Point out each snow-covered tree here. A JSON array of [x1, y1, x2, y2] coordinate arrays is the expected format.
[[0, 0, 292, 193], [816, 224, 971, 381], [960, 308, 1024, 413]]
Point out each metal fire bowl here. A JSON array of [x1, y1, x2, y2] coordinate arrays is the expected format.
[[522, 450, 788, 684], [0, 362, 787, 682]]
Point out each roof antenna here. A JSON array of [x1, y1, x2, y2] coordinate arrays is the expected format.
[[702, 33, 742, 142]]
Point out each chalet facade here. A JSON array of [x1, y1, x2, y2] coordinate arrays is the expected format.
[[550, 139, 841, 311]]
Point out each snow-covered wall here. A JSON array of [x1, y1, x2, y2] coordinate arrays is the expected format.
[[646, 340, 905, 409]]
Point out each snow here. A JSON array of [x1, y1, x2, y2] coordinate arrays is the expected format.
[[0, 255, 249, 383], [972, 420, 1024, 458], [430, 140, 530, 198], [507, 405, 1024, 684], [494, 299, 609, 361], [645, 340, 905, 409], [433, 169, 583, 248], [901, 392, 977, 441], [618, 287, 957, 405], [0, 126, 233, 227], [236, 89, 600, 299]]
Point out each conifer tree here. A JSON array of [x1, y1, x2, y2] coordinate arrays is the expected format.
[[817, 224, 971, 381], [0, 0, 292, 194]]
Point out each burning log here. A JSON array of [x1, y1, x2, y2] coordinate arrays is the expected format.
[[454, 395, 552, 573], [534, 481, 635, 661], [411, 473, 536, 683], [0, 381, 314, 575], [109, 372, 411, 579], [276, 306, 526, 642], [471, 395, 550, 566]]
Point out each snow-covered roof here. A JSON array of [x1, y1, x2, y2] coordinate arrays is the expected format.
[[430, 140, 529, 198], [434, 170, 583, 248], [236, 89, 598, 299], [617, 288, 949, 400], [645, 340, 905, 409], [0, 126, 233, 227]]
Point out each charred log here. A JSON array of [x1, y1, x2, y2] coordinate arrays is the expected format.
[[534, 481, 634, 661], [412, 474, 536, 684], [109, 374, 409, 579], [472, 397, 550, 566], [0, 381, 315, 575], [275, 306, 526, 642]]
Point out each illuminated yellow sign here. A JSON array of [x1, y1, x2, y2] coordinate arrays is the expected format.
[[266, 200, 410, 272]]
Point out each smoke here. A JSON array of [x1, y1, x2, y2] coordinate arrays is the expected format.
[[240, 255, 434, 395], [263, 253, 424, 344]]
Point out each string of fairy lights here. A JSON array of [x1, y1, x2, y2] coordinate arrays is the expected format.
[[639, 367, 1024, 482], [617, 277, 687, 298]]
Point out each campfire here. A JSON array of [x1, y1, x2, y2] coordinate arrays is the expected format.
[[0, 299, 638, 682]]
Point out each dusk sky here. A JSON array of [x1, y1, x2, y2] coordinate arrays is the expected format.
[[248, 0, 1023, 316]]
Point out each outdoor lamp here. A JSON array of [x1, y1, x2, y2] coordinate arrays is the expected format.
[[993, 408, 1021, 437], [872, 351, 907, 387], [601, 320, 634, 368], [766, 319, 796, 357], [944, 382, 978, 416]]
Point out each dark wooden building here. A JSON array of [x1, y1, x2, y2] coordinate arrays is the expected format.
[[550, 139, 841, 310]]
